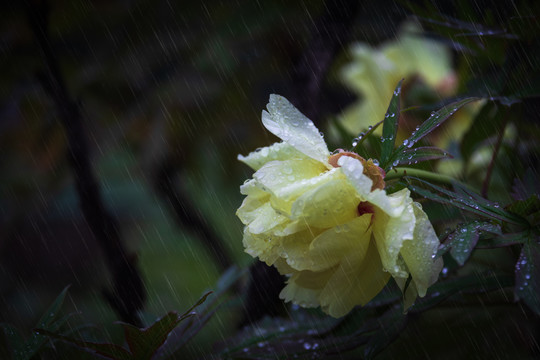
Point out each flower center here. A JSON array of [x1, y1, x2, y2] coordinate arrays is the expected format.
[[357, 201, 375, 216], [328, 150, 386, 191]]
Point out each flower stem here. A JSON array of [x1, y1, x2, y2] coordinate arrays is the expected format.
[[385, 167, 473, 189]]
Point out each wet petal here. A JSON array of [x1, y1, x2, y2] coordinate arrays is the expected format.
[[238, 142, 307, 171], [246, 202, 289, 235], [372, 196, 416, 278], [281, 215, 372, 272], [319, 239, 391, 317], [400, 202, 443, 297], [290, 177, 359, 228], [242, 228, 282, 265], [263, 95, 330, 165], [254, 160, 336, 215]]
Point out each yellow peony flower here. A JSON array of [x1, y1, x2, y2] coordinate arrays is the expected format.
[[237, 95, 443, 318], [338, 22, 471, 149]]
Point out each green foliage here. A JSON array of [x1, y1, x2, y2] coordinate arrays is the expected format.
[[1, 286, 71, 360], [437, 221, 501, 265], [380, 79, 404, 167], [36, 292, 212, 360]]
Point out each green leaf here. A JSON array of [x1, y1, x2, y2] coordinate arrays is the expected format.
[[507, 194, 540, 219], [33, 329, 133, 360], [395, 146, 453, 166], [36, 291, 213, 360], [0, 324, 25, 359], [515, 238, 540, 315], [401, 97, 479, 150], [476, 232, 527, 248], [158, 267, 246, 359], [379, 79, 403, 169], [363, 306, 406, 359], [407, 177, 527, 225], [437, 221, 501, 265], [411, 271, 514, 313], [1, 285, 71, 360]]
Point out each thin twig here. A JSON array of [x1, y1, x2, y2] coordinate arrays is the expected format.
[[25, 0, 145, 326]]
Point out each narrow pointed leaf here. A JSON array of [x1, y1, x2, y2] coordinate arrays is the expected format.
[[380, 79, 403, 169], [400, 97, 479, 151], [395, 146, 452, 166], [515, 239, 540, 315], [36, 285, 71, 329], [407, 177, 527, 225]]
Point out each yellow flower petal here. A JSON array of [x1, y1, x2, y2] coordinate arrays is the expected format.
[[253, 159, 334, 215], [263, 94, 330, 165], [238, 141, 307, 171], [280, 215, 373, 272], [246, 202, 289, 235], [319, 239, 391, 318], [290, 177, 359, 228], [400, 202, 443, 297], [242, 228, 281, 265], [372, 195, 416, 279]]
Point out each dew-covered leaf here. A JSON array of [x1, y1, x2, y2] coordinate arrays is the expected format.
[[407, 177, 527, 225], [437, 221, 502, 265], [395, 146, 452, 166], [515, 239, 540, 315], [400, 97, 479, 152], [379, 79, 403, 170]]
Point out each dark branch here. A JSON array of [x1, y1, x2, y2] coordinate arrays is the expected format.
[[154, 156, 233, 271], [25, 0, 145, 327]]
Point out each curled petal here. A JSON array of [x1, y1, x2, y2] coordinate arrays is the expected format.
[[253, 160, 335, 215], [238, 142, 307, 171], [400, 202, 443, 298], [280, 215, 372, 272], [373, 192, 416, 278], [263, 95, 330, 165]]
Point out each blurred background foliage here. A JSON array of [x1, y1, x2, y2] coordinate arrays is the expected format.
[[1, 0, 539, 358]]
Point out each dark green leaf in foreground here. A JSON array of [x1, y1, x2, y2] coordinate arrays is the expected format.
[[36, 292, 213, 360], [1, 285, 71, 360], [515, 237, 540, 315], [379, 79, 403, 169], [437, 221, 501, 265], [411, 271, 514, 313]]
